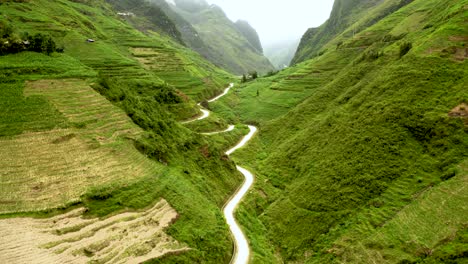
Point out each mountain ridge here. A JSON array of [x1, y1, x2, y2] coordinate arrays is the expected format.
[[168, 0, 275, 74]]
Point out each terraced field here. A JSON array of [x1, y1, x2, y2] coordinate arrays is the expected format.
[[130, 47, 228, 100], [0, 199, 187, 264], [0, 79, 164, 214]]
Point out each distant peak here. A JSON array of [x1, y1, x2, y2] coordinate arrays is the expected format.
[[173, 0, 209, 12]]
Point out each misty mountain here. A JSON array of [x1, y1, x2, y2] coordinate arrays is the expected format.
[[264, 38, 300, 69], [291, 0, 414, 64], [147, 0, 222, 67], [234, 20, 263, 54], [168, 0, 275, 74], [105, 0, 184, 43]]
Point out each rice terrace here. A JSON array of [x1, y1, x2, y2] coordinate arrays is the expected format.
[[0, 0, 467, 263]]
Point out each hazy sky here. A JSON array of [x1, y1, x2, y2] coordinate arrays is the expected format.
[[206, 0, 335, 45]]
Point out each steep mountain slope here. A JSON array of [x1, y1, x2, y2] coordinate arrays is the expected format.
[[292, 0, 414, 64], [170, 0, 275, 74], [147, 0, 222, 67], [211, 0, 468, 262], [105, 0, 184, 43], [0, 0, 250, 263], [234, 20, 263, 54]]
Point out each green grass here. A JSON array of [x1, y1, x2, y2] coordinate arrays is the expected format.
[[183, 111, 229, 133], [0, 0, 249, 263], [215, 0, 468, 263], [172, 2, 275, 75], [0, 81, 68, 137]]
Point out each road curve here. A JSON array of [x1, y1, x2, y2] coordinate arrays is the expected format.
[[224, 126, 257, 264], [182, 83, 233, 124], [186, 83, 256, 264], [201, 125, 235, 135], [208, 83, 234, 102]]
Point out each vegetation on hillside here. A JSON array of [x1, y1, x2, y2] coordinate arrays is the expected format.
[[1, 0, 466, 263], [234, 19, 264, 54], [0, 21, 62, 55], [0, 0, 249, 263], [105, 0, 184, 43], [211, 0, 468, 263], [169, 0, 275, 74], [292, 0, 415, 64]]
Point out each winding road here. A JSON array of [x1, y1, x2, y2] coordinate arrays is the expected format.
[[186, 83, 256, 264]]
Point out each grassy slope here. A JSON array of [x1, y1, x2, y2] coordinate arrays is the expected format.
[[292, 0, 415, 65], [213, 0, 468, 262], [0, 0, 251, 263], [105, 0, 184, 44], [172, 3, 275, 75]]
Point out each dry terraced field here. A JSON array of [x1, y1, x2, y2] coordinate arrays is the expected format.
[[0, 79, 164, 213], [0, 199, 187, 264]]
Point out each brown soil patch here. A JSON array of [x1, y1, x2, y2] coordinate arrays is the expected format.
[[449, 36, 468, 42], [453, 47, 468, 61], [0, 199, 188, 264], [448, 103, 468, 118]]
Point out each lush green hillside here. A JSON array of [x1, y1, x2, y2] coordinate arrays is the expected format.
[[170, 0, 275, 75], [234, 20, 263, 54], [105, 0, 184, 43], [291, 0, 415, 64], [0, 0, 251, 263], [211, 0, 468, 263], [147, 0, 224, 70]]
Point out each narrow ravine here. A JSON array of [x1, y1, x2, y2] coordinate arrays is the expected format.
[[186, 83, 256, 264]]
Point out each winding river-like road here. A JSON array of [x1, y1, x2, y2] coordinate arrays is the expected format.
[[186, 83, 255, 264]]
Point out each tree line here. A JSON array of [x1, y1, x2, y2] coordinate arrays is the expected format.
[[0, 21, 63, 56]]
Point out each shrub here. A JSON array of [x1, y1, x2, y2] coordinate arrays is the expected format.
[[250, 71, 258, 80], [241, 74, 247, 83], [441, 167, 458, 181], [336, 41, 343, 50], [399, 42, 413, 57], [265, 70, 279, 77]]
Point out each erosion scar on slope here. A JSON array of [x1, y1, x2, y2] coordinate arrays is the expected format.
[[0, 199, 188, 264]]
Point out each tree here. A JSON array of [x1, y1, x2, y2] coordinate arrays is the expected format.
[[241, 74, 247, 83], [256, 89, 259, 97], [250, 71, 258, 80], [399, 42, 412, 58], [0, 21, 14, 38], [45, 36, 56, 55], [29, 34, 47, 53]]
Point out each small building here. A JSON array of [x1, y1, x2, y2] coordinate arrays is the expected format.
[[117, 12, 135, 17], [86, 39, 95, 43]]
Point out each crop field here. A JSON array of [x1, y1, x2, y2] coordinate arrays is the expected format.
[[0, 199, 187, 264], [210, 50, 359, 124], [0, 79, 164, 214], [130, 46, 231, 101]]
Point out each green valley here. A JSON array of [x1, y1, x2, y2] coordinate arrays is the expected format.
[[0, 0, 467, 263], [211, 0, 468, 263]]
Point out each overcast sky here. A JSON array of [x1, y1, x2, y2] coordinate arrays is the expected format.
[[206, 0, 335, 45]]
